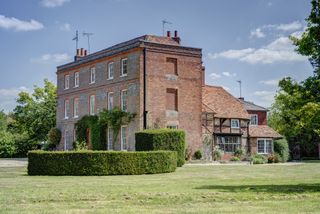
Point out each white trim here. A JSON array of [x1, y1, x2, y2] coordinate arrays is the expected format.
[[120, 125, 128, 151], [107, 92, 113, 110], [64, 99, 69, 119], [90, 67, 96, 84], [257, 138, 273, 154], [73, 97, 79, 118], [107, 127, 113, 150], [120, 58, 128, 77], [89, 95, 95, 115], [64, 75, 70, 90]]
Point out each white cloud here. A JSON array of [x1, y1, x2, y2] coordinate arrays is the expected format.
[[209, 37, 306, 64], [250, 28, 265, 38], [259, 79, 280, 86], [254, 90, 275, 102], [0, 87, 31, 113], [222, 72, 236, 77], [31, 53, 71, 63], [40, 0, 70, 8], [275, 21, 303, 32], [209, 73, 221, 80], [59, 23, 71, 31], [0, 15, 44, 32]]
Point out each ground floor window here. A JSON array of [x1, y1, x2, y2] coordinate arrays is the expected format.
[[107, 127, 113, 150], [257, 139, 273, 154], [167, 125, 178, 129], [217, 136, 240, 153], [121, 126, 127, 150]]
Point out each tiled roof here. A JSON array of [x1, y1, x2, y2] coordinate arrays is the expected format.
[[202, 85, 250, 120], [249, 125, 282, 138], [238, 99, 268, 111]]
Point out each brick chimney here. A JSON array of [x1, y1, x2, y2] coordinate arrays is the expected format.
[[173, 30, 181, 44], [74, 48, 87, 61]]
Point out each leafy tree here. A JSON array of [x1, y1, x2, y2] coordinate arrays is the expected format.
[[269, 0, 320, 158], [0, 131, 15, 158], [13, 79, 57, 143], [0, 110, 7, 132]]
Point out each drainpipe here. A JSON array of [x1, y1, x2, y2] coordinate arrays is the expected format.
[[143, 48, 148, 129], [247, 121, 250, 154]]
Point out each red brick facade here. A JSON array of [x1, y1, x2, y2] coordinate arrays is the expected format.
[[247, 110, 267, 125]]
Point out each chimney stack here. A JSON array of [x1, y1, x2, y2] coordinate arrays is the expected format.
[[173, 30, 181, 44], [74, 48, 87, 61], [167, 31, 171, 37]]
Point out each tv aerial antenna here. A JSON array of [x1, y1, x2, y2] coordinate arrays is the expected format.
[[72, 30, 79, 52], [83, 31, 94, 53], [237, 80, 242, 98], [162, 19, 172, 36]]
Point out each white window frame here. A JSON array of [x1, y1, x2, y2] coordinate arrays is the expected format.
[[167, 125, 178, 129], [90, 67, 96, 84], [257, 138, 273, 154], [64, 99, 69, 119], [73, 97, 79, 118], [74, 72, 79, 88], [89, 95, 95, 115], [231, 119, 240, 128], [121, 89, 128, 112], [64, 130, 68, 151], [107, 127, 113, 150], [250, 114, 258, 125], [64, 75, 70, 90], [120, 58, 128, 77], [107, 92, 113, 110], [108, 62, 114, 80], [120, 125, 128, 150]]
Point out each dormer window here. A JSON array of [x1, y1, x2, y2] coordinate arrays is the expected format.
[[231, 119, 240, 128]]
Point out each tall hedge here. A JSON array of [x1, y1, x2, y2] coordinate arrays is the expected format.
[[274, 139, 289, 162], [28, 150, 177, 176], [135, 129, 186, 167]]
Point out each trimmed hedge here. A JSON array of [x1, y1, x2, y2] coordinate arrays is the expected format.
[[135, 129, 186, 167], [28, 150, 177, 176]]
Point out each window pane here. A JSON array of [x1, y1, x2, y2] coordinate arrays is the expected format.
[[231, 119, 239, 128], [108, 93, 113, 110], [64, 100, 69, 118], [90, 95, 95, 115], [108, 128, 113, 150], [108, 63, 114, 79], [121, 126, 127, 150], [266, 140, 272, 153], [217, 136, 240, 153], [74, 98, 79, 117], [121, 90, 128, 112], [257, 140, 265, 153], [121, 59, 127, 76]]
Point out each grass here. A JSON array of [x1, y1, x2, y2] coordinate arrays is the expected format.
[[1, 162, 320, 213]]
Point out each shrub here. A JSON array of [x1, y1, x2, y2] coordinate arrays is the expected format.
[[28, 150, 177, 176], [194, 150, 202, 160], [230, 156, 240, 161], [274, 139, 289, 162], [234, 148, 245, 158], [267, 153, 280, 163], [72, 141, 88, 151], [47, 128, 61, 149], [251, 154, 267, 164], [14, 133, 38, 157], [135, 129, 186, 167], [213, 146, 224, 161], [0, 131, 15, 158]]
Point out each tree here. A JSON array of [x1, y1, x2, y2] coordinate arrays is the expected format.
[[0, 110, 7, 132], [13, 79, 57, 143], [269, 0, 320, 158]]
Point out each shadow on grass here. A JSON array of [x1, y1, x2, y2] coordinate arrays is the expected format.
[[195, 184, 320, 193]]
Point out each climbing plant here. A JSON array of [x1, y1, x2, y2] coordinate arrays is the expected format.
[[99, 107, 136, 149]]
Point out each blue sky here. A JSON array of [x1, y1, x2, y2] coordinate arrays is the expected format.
[[0, 0, 312, 112]]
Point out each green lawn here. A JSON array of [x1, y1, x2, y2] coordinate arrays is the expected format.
[[1, 162, 320, 213]]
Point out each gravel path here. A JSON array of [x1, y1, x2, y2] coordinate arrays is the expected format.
[[0, 158, 28, 167]]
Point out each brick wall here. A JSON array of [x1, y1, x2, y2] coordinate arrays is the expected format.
[[247, 110, 267, 125]]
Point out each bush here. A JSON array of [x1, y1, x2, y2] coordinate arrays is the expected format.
[[0, 131, 15, 157], [267, 153, 280, 163], [14, 133, 38, 157], [47, 128, 61, 149], [135, 129, 186, 167], [194, 150, 202, 160], [28, 150, 177, 176], [234, 148, 245, 158], [72, 141, 88, 151], [230, 156, 240, 161], [274, 139, 289, 162], [213, 146, 224, 161], [251, 154, 267, 164]]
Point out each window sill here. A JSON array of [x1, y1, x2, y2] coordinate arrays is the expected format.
[[73, 116, 79, 119], [74, 86, 79, 88], [89, 82, 95, 85], [120, 74, 127, 77], [107, 77, 114, 80], [64, 117, 69, 120]]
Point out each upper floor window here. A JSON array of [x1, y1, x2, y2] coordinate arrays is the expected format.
[[89, 95, 95, 115], [121, 58, 128, 77], [90, 67, 96, 84], [121, 90, 128, 112], [64, 99, 69, 119], [166, 57, 178, 75], [166, 88, 178, 111], [73, 97, 79, 118], [64, 75, 70, 90], [231, 119, 240, 128], [108, 62, 114, 79], [74, 72, 79, 88], [250, 114, 258, 125], [108, 92, 114, 110]]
